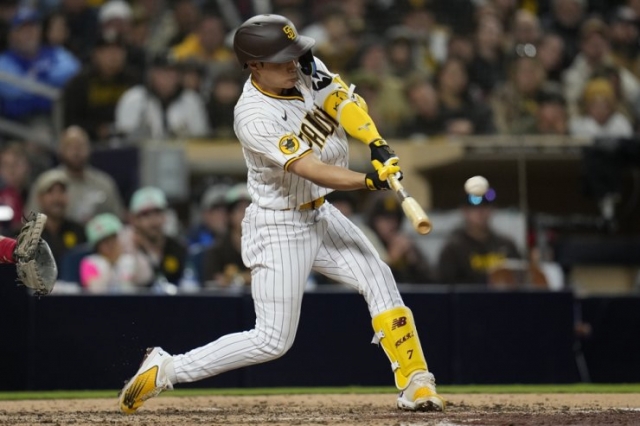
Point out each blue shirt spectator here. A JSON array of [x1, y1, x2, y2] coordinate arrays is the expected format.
[[0, 8, 80, 121]]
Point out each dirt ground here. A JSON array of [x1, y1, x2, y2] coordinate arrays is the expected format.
[[0, 393, 638, 426]]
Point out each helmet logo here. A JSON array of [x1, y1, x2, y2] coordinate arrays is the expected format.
[[282, 25, 297, 40]]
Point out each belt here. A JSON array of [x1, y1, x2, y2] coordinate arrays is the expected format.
[[284, 197, 325, 211]]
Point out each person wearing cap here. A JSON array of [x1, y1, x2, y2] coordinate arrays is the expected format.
[[25, 126, 126, 224], [98, 0, 146, 81], [569, 77, 633, 138], [200, 182, 251, 287], [0, 7, 80, 122], [31, 169, 86, 269], [79, 213, 136, 294], [187, 183, 230, 252], [437, 191, 521, 285], [562, 16, 640, 118], [114, 50, 209, 140], [119, 186, 187, 287], [63, 32, 139, 141]]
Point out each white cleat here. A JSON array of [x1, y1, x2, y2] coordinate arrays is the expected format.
[[118, 347, 174, 414], [397, 371, 446, 412]]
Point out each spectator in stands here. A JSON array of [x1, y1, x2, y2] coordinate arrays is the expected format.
[[435, 57, 496, 135], [42, 11, 70, 50], [114, 51, 209, 140], [608, 6, 640, 80], [120, 186, 187, 287], [206, 71, 242, 139], [467, 14, 507, 98], [541, 0, 587, 68], [57, 0, 99, 63], [63, 32, 138, 141], [0, 7, 80, 123], [307, 5, 359, 75], [32, 169, 86, 269], [347, 43, 410, 136], [166, 0, 200, 47], [179, 58, 206, 93], [80, 212, 137, 294], [437, 192, 521, 285], [447, 33, 475, 66], [491, 56, 558, 135], [384, 26, 423, 79], [569, 77, 634, 138], [134, 0, 178, 56], [201, 183, 250, 287], [366, 193, 432, 284], [532, 90, 570, 135], [98, 0, 146, 80], [396, 3, 448, 70], [26, 126, 126, 224], [0, 143, 31, 234], [508, 9, 543, 60], [187, 182, 230, 252], [562, 17, 640, 118], [398, 75, 444, 140], [171, 14, 234, 72], [537, 33, 567, 83]]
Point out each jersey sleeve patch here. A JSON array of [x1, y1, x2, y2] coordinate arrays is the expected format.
[[278, 134, 301, 155]]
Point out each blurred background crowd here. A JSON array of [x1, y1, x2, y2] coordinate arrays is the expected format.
[[0, 0, 639, 294]]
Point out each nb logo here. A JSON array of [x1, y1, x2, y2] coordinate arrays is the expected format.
[[311, 70, 332, 91], [283, 25, 296, 40], [391, 316, 407, 330]]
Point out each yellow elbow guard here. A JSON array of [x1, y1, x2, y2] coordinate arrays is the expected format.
[[323, 91, 381, 144], [372, 306, 428, 390]]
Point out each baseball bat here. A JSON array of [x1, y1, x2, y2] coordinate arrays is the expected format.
[[387, 174, 432, 235]]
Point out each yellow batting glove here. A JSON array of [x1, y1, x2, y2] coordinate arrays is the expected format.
[[365, 164, 402, 190]]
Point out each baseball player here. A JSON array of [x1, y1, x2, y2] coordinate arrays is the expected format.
[[0, 212, 57, 296], [119, 14, 445, 414]]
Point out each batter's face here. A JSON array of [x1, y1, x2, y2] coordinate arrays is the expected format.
[[249, 60, 299, 94]]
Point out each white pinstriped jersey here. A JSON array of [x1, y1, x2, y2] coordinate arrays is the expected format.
[[233, 58, 348, 210]]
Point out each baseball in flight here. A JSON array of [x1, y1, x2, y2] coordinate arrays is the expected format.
[[464, 175, 489, 196]]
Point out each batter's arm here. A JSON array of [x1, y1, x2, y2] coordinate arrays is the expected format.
[[288, 153, 398, 191], [288, 154, 366, 191]]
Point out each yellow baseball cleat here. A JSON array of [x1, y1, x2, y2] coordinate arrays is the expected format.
[[396, 371, 446, 412], [118, 347, 174, 414]]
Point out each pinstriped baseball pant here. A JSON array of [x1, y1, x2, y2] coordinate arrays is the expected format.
[[172, 202, 404, 383]]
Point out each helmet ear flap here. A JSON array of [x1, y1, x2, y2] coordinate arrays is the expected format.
[[299, 50, 316, 76]]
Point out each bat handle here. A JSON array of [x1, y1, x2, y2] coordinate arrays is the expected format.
[[388, 174, 408, 199]]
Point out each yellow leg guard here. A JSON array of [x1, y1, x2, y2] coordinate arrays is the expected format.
[[372, 306, 428, 390], [322, 90, 382, 145]]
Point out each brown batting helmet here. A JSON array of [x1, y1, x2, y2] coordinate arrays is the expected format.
[[233, 14, 315, 68]]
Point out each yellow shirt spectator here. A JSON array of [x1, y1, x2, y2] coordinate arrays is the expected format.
[[171, 15, 233, 65]]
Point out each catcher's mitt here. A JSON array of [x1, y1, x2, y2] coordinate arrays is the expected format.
[[14, 213, 57, 296]]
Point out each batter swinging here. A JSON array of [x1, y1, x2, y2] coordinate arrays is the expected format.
[[119, 14, 445, 413]]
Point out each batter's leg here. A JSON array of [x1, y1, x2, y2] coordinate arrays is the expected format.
[[312, 204, 445, 411], [171, 207, 324, 383]]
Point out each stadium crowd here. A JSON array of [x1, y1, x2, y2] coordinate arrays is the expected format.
[[0, 0, 639, 292]]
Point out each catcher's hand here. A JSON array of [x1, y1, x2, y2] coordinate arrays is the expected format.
[[369, 139, 399, 171], [365, 164, 402, 190], [14, 213, 57, 296]]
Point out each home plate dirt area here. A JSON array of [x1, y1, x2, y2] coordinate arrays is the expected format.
[[0, 393, 638, 425]]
